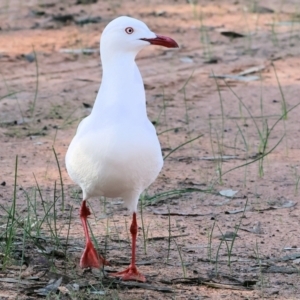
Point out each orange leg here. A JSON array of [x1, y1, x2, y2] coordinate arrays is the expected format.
[[80, 200, 109, 268], [110, 212, 146, 282]]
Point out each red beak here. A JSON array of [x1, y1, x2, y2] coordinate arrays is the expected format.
[[140, 35, 179, 48]]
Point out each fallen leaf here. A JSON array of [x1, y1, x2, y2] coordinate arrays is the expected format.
[[90, 290, 106, 295], [59, 48, 98, 55], [58, 286, 69, 295], [217, 231, 239, 241], [76, 0, 97, 4], [34, 277, 62, 296], [283, 247, 300, 251], [251, 5, 274, 14], [52, 14, 74, 23], [180, 57, 194, 63], [238, 221, 263, 234], [147, 233, 189, 241], [293, 258, 300, 264], [37, 247, 65, 258], [203, 282, 251, 290], [255, 200, 296, 212], [75, 16, 102, 25], [220, 31, 245, 38], [219, 189, 238, 197], [182, 244, 209, 251], [210, 74, 260, 82], [225, 208, 247, 214], [152, 209, 212, 217], [0, 278, 34, 285], [272, 200, 296, 209], [200, 155, 238, 161], [263, 266, 298, 274], [238, 65, 265, 76], [281, 253, 300, 261]]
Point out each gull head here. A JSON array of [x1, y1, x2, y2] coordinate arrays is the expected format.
[[100, 16, 178, 59]]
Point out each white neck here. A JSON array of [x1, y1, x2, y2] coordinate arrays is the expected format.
[[92, 52, 147, 122]]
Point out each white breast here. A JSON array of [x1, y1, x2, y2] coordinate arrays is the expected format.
[[65, 115, 163, 202]]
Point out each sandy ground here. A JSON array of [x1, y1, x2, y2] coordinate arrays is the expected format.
[[1, 0, 300, 299]]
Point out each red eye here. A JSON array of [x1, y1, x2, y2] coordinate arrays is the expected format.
[[125, 27, 134, 34]]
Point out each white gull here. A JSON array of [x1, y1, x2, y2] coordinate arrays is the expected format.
[[65, 16, 178, 282]]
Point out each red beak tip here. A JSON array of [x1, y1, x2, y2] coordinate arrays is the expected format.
[[141, 35, 179, 49]]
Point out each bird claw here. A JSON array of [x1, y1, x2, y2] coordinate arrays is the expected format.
[[80, 241, 109, 269], [110, 265, 146, 282]]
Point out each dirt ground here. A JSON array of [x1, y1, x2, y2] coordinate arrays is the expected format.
[[1, 0, 300, 299]]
